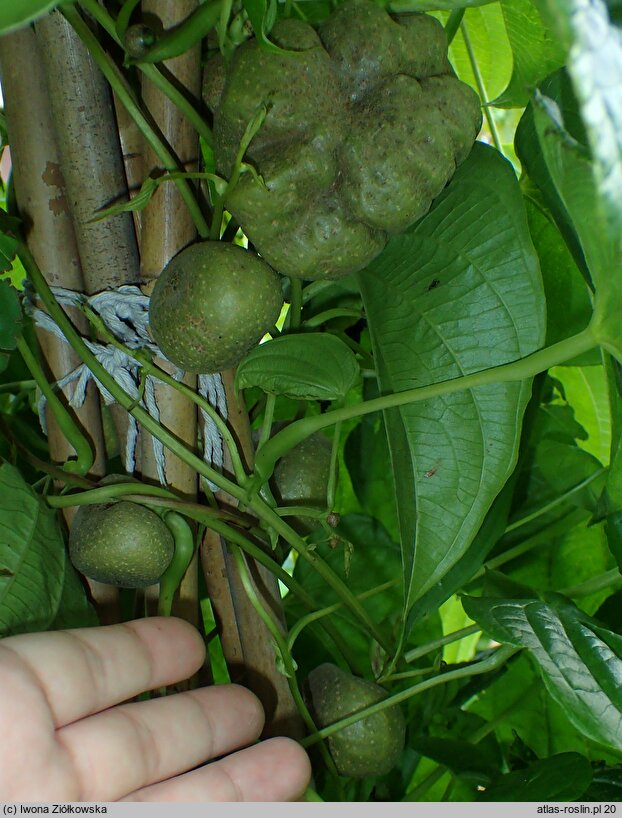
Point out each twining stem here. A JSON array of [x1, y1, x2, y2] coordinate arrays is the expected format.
[[300, 645, 518, 749], [254, 327, 597, 480], [444, 8, 464, 45], [44, 479, 362, 663], [460, 19, 503, 155], [289, 279, 303, 330], [303, 308, 363, 328], [80, 304, 247, 484], [78, 0, 213, 146], [0, 380, 36, 393], [256, 393, 276, 453], [326, 422, 341, 511], [403, 624, 480, 664], [503, 467, 606, 534], [560, 568, 622, 598], [229, 545, 340, 777], [287, 579, 398, 652], [208, 105, 267, 240], [158, 511, 196, 617], [60, 3, 209, 237], [16, 336, 93, 476]]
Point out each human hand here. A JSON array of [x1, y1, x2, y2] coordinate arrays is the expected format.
[[0, 617, 311, 802]]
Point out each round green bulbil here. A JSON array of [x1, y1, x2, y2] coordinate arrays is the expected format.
[[273, 432, 333, 510], [306, 662, 406, 778], [149, 241, 283, 373], [69, 501, 174, 588]]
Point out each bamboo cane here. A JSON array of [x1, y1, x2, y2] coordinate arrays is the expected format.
[[35, 10, 140, 294], [138, 0, 202, 629], [33, 10, 143, 621], [201, 370, 306, 739], [0, 28, 107, 496]]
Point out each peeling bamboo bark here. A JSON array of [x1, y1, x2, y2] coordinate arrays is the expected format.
[[201, 371, 305, 739], [35, 10, 140, 294], [110, 100, 145, 472], [33, 11, 143, 621], [139, 0, 202, 628], [0, 28, 107, 493], [114, 101, 144, 243]]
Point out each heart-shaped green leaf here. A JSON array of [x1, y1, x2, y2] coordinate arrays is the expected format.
[[235, 333, 359, 401]]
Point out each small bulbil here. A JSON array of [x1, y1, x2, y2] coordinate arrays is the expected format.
[[306, 662, 406, 778], [273, 432, 333, 510], [69, 500, 174, 588], [149, 241, 283, 374]]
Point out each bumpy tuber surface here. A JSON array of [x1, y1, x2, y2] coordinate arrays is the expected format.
[[204, 0, 482, 280]]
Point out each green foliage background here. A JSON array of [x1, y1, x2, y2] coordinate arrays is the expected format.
[[2, 0, 622, 802]]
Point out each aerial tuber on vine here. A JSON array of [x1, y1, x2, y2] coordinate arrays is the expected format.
[[69, 500, 175, 588], [204, 0, 482, 280], [148, 241, 283, 373], [306, 662, 406, 778]]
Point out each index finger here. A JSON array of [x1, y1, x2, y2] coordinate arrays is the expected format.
[[0, 617, 205, 727]]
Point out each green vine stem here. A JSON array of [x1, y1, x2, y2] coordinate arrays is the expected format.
[[131, 0, 223, 64], [381, 665, 436, 684], [78, 0, 213, 146], [287, 579, 398, 652], [47, 484, 360, 663], [253, 327, 597, 482], [274, 506, 328, 520], [158, 511, 196, 617], [289, 278, 303, 330], [229, 544, 340, 777], [79, 304, 247, 484], [403, 623, 480, 665], [444, 8, 464, 45], [560, 568, 622, 598], [460, 19, 503, 155], [255, 393, 276, 453], [326, 421, 341, 511], [16, 336, 93, 476], [208, 104, 267, 240], [303, 308, 363, 329], [503, 467, 606, 534], [60, 3, 210, 238], [0, 380, 35, 393], [300, 645, 518, 750]]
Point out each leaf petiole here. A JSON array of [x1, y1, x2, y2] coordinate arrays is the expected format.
[[254, 327, 598, 481]]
